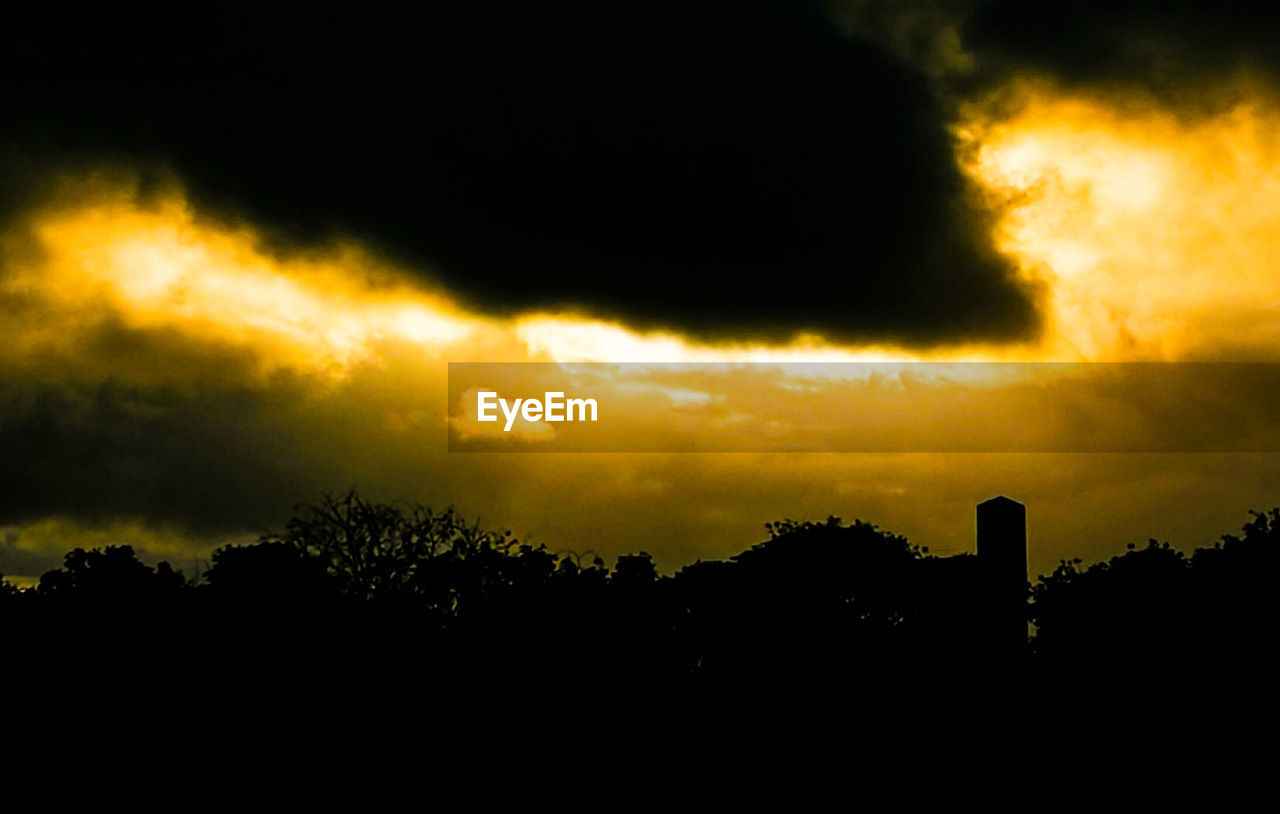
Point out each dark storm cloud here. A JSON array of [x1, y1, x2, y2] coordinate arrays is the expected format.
[[2, 2, 1037, 346], [0, 301, 455, 542], [0, 326, 329, 535], [962, 1, 1280, 97], [0, 530, 62, 581]]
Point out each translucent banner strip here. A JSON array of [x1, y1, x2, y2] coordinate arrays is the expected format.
[[447, 362, 1280, 452]]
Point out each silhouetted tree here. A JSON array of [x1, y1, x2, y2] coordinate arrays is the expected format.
[[1031, 509, 1280, 686], [258, 491, 521, 611], [36, 545, 188, 602], [4, 491, 1279, 710], [1032, 539, 1192, 671], [203, 540, 335, 599]]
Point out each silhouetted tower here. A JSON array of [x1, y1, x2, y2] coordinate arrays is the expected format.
[[976, 496, 1028, 652]]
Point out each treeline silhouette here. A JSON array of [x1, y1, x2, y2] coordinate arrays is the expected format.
[[3, 492, 1278, 708]]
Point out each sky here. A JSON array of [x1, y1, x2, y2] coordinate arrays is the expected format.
[[4, 1, 1280, 583]]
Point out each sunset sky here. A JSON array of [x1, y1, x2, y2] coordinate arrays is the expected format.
[[5, 2, 1280, 584]]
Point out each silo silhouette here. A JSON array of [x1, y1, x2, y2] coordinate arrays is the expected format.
[[976, 495, 1028, 651]]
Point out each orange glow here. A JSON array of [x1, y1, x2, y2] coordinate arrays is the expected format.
[[7, 193, 478, 372], [1, 185, 988, 371], [11, 84, 1280, 381], [964, 79, 1280, 361]]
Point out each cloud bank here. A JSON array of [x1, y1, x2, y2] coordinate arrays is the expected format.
[[3, 2, 1040, 346]]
